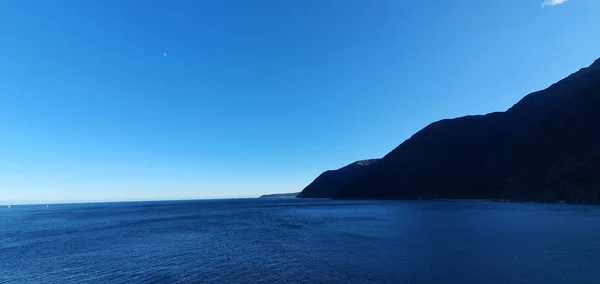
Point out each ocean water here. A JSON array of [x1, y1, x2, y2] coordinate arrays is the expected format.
[[1, 199, 599, 284]]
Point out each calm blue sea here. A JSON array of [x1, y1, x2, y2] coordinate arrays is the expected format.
[[1, 199, 599, 283]]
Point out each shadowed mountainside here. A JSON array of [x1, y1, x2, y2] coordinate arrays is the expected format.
[[297, 159, 379, 198], [336, 58, 600, 204]]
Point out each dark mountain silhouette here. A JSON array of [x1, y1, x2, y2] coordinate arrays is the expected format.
[[298, 159, 379, 198], [336, 58, 600, 204]]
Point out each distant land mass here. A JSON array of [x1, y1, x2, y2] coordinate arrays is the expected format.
[[259, 193, 299, 198], [297, 159, 379, 198], [334, 57, 600, 204]]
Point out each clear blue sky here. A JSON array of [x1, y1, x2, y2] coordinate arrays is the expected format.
[[1, 0, 599, 203]]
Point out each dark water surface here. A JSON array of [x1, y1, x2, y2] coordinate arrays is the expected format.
[[1, 199, 599, 283]]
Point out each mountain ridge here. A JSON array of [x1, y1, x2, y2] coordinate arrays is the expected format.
[[335, 57, 600, 204], [297, 159, 379, 198]]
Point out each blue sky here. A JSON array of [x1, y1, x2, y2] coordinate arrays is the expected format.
[[1, 0, 599, 203]]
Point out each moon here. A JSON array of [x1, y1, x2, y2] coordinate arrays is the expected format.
[[163, 52, 167, 57]]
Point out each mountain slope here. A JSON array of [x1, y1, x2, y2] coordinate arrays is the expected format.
[[336, 58, 600, 204], [298, 159, 379, 198], [259, 192, 300, 198]]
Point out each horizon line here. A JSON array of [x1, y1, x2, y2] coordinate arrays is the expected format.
[[0, 196, 261, 206]]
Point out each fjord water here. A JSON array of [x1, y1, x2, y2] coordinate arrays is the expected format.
[[1, 199, 599, 284]]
